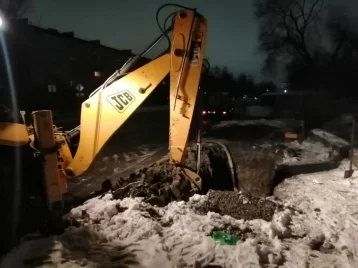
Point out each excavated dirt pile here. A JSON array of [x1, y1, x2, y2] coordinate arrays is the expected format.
[[111, 143, 234, 207], [112, 162, 196, 207], [193, 190, 278, 221], [108, 142, 280, 223]]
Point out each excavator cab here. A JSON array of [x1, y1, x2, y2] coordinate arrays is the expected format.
[[0, 5, 207, 253]]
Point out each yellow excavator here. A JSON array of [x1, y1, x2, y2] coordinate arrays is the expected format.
[[0, 5, 207, 253]]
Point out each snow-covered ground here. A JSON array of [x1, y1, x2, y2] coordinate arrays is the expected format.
[[279, 128, 349, 165], [311, 129, 351, 149], [274, 160, 358, 267], [281, 138, 334, 165], [212, 119, 290, 130], [2, 160, 358, 268]]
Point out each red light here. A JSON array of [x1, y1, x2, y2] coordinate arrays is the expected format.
[[202, 111, 206, 115], [222, 111, 227, 115]]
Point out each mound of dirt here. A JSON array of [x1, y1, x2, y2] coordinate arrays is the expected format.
[[194, 190, 278, 221], [110, 144, 235, 207], [112, 162, 196, 207]]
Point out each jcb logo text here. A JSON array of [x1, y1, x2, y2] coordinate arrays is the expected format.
[[107, 90, 135, 113]]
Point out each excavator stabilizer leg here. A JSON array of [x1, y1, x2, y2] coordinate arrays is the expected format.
[[32, 110, 65, 206]]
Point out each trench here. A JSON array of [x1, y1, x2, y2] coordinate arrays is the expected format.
[[205, 137, 348, 198]]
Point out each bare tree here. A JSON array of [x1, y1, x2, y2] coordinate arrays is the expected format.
[[325, 5, 358, 67], [254, 0, 324, 73], [286, 5, 358, 93], [0, 0, 33, 19]]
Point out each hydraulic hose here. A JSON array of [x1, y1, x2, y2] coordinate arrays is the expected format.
[[201, 140, 238, 191]]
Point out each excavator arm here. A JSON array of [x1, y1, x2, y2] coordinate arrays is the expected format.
[[65, 9, 207, 179]]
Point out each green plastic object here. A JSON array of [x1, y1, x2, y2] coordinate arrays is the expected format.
[[211, 231, 239, 245]]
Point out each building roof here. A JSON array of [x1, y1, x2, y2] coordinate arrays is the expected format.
[[11, 18, 136, 57]]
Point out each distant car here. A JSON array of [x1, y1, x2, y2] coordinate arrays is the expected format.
[[201, 107, 232, 121]]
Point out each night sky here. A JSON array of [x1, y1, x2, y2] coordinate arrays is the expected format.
[[26, 0, 358, 84]]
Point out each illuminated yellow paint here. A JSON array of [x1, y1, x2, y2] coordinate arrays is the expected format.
[[66, 54, 170, 176], [66, 9, 207, 181], [169, 10, 207, 163], [0, 8, 208, 197], [0, 122, 29, 146], [32, 110, 64, 204]]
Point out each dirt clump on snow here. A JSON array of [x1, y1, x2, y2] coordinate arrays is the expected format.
[[195, 190, 278, 222]]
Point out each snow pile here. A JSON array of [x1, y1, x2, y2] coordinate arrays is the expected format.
[[212, 119, 288, 130], [3, 169, 358, 268], [275, 160, 358, 267], [1, 194, 269, 267], [281, 138, 333, 165], [322, 114, 355, 142], [311, 129, 349, 149]]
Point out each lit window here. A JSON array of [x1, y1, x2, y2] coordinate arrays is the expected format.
[[94, 71, 101, 77], [48, 84, 56, 93], [76, 92, 85, 97]]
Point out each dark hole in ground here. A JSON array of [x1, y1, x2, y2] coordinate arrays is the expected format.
[[227, 143, 282, 197], [194, 143, 234, 193]]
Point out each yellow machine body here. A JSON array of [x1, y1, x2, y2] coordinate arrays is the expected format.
[[0, 122, 29, 146], [0, 8, 207, 205]]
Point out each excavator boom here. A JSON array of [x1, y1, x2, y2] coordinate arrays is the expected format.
[[65, 9, 207, 177]]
